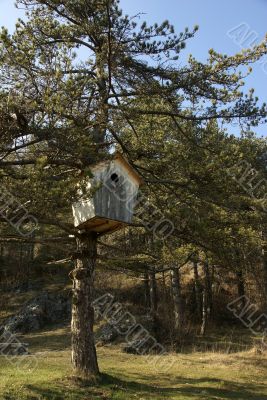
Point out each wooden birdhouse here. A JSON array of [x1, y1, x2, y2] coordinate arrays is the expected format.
[[72, 153, 143, 235]]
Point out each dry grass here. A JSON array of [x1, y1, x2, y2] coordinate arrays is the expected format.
[[0, 326, 266, 399]]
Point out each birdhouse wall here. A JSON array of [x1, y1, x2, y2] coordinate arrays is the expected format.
[[72, 157, 140, 230], [93, 159, 139, 223]]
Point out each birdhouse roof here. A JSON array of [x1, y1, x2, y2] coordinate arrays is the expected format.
[[114, 153, 144, 186]]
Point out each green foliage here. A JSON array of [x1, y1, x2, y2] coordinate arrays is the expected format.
[[0, 0, 266, 270]]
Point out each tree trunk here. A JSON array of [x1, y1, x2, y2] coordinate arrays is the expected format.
[[148, 268, 158, 314], [33, 242, 42, 260], [200, 261, 212, 336], [144, 271, 150, 309], [162, 270, 167, 297], [205, 261, 212, 317], [193, 261, 202, 319], [262, 247, 267, 312], [171, 266, 183, 332], [93, 53, 108, 145], [71, 232, 99, 378], [236, 268, 246, 308], [200, 284, 208, 336]]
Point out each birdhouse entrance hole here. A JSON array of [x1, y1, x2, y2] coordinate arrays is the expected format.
[[110, 173, 119, 184]]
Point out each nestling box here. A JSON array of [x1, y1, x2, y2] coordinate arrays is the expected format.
[[72, 154, 143, 234]]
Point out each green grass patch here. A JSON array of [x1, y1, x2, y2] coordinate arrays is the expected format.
[[0, 326, 267, 399]]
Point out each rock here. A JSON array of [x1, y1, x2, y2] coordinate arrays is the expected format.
[[0, 342, 29, 356], [122, 340, 144, 354], [96, 313, 157, 349], [0, 326, 29, 356], [121, 314, 161, 355], [3, 291, 71, 334], [95, 323, 119, 345], [122, 337, 163, 355], [138, 314, 156, 333]]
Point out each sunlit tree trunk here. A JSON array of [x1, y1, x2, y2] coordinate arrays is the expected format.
[[236, 268, 246, 308], [71, 233, 99, 378], [200, 261, 212, 336], [149, 267, 158, 314], [171, 266, 183, 332], [200, 285, 208, 336], [144, 270, 150, 309], [193, 261, 202, 319], [263, 245, 267, 312]]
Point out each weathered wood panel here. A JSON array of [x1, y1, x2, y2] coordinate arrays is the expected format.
[[72, 156, 140, 233]]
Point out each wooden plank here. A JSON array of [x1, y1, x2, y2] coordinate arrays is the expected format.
[[76, 216, 126, 235], [98, 222, 125, 236], [95, 222, 122, 233]]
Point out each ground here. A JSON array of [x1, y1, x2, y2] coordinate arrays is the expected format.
[[0, 326, 267, 400]]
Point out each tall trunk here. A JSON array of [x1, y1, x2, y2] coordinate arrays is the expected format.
[[171, 266, 183, 332], [71, 232, 99, 378], [148, 268, 157, 314], [162, 270, 167, 297], [144, 271, 150, 309], [263, 246, 267, 312], [236, 268, 246, 308], [205, 261, 212, 317], [92, 53, 108, 145], [200, 284, 208, 336], [18, 243, 25, 286], [193, 261, 202, 319], [33, 242, 42, 261], [200, 261, 212, 336]]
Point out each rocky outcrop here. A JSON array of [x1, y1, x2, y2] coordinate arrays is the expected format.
[[3, 291, 71, 334], [95, 323, 119, 345], [95, 314, 156, 349]]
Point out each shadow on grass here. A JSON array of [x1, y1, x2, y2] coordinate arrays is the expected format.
[[18, 373, 267, 400], [23, 324, 71, 352], [175, 328, 257, 355], [102, 373, 267, 399]]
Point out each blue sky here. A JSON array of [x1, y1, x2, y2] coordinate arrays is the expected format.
[[1, 0, 267, 136]]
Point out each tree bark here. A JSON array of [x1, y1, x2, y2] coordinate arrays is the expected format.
[[162, 270, 167, 297], [71, 232, 99, 378], [193, 261, 202, 319], [148, 267, 158, 314], [144, 271, 150, 309], [205, 261, 212, 317], [200, 283, 208, 336], [236, 268, 246, 308], [200, 261, 212, 336], [262, 246, 267, 312], [171, 266, 183, 332]]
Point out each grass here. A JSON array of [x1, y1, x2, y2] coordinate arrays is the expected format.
[[0, 284, 266, 399], [0, 326, 267, 399]]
